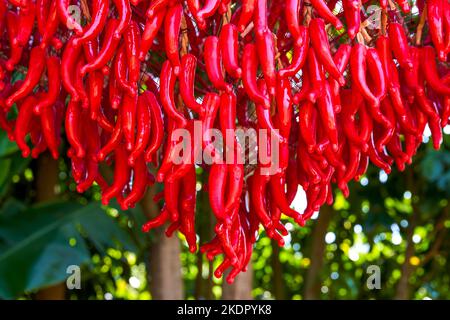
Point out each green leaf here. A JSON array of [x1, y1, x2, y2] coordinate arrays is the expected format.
[[0, 202, 99, 299]]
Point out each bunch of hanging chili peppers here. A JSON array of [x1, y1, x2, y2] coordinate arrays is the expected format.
[[0, 0, 448, 283]]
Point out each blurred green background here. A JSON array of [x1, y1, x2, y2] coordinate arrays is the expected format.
[[0, 127, 449, 300]]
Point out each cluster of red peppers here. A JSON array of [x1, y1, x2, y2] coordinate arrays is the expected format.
[[0, 0, 448, 283]]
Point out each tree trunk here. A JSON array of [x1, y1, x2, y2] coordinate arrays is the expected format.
[[271, 240, 284, 299], [395, 168, 418, 300], [35, 153, 66, 300], [222, 263, 253, 300], [303, 205, 333, 300], [141, 187, 184, 300]]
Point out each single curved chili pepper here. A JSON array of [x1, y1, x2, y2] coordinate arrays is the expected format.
[[204, 36, 232, 92], [74, 58, 89, 109], [279, 26, 309, 78], [81, 19, 120, 75], [160, 60, 188, 127], [310, 0, 343, 29], [57, 0, 83, 35], [114, 45, 137, 97], [388, 22, 413, 69], [129, 94, 151, 166], [61, 38, 82, 101], [14, 1, 35, 47], [144, 91, 165, 162], [73, 0, 109, 47], [65, 99, 85, 158], [340, 90, 367, 151], [34, 56, 61, 114], [298, 100, 318, 153], [14, 95, 38, 157], [123, 155, 151, 209], [39, 0, 60, 49], [255, 28, 277, 95], [6, 46, 46, 108], [102, 144, 132, 205], [420, 46, 450, 95], [179, 166, 197, 253], [197, 0, 221, 25], [202, 93, 222, 163], [242, 43, 270, 108], [139, 7, 166, 61], [88, 71, 104, 120], [164, 4, 182, 76], [142, 206, 170, 232], [427, 0, 446, 61], [97, 114, 123, 161], [164, 168, 181, 221], [250, 168, 276, 236], [179, 54, 204, 115], [350, 43, 379, 106], [209, 163, 231, 224], [219, 23, 242, 79], [237, 0, 256, 32], [5, 11, 23, 71], [343, 0, 361, 40], [269, 173, 303, 224], [285, 0, 303, 45], [39, 101, 61, 160], [310, 18, 345, 86], [124, 21, 141, 85], [112, 0, 131, 39], [317, 81, 339, 152], [122, 92, 138, 151]]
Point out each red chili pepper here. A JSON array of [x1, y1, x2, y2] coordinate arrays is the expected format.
[[310, 0, 343, 29], [14, 95, 38, 157], [146, 0, 170, 19], [74, 58, 89, 109], [255, 28, 277, 96], [242, 43, 270, 108], [5, 11, 23, 71], [61, 38, 83, 101], [129, 94, 151, 166], [310, 18, 345, 86], [88, 71, 104, 120], [81, 19, 121, 75], [102, 143, 132, 205], [57, 0, 83, 35], [202, 93, 222, 163], [420, 46, 450, 95], [39, 0, 60, 49], [285, 0, 303, 45], [160, 60, 188, 127], [34, 56, 61, 114], [317, 81, 339, 152], [343, 0, 361, 40], [179, 166, 197, 253], [350, 43, 379, 107], [179, 54, 204, 115], [114, 45, 137, 97], [427, 0, 446, 61], [144, 91, 165, 162], [196, 0, 221, 25], [204, 36, 232, 92], [39, 99, 61, 159], [254, 0, 268, 35], [112, 0, 131, 39], [73, 0, 109, 47], [237, 0, 256, 32], [65, 99, 85, 158], [122, 92, 138, 151], [6, 46, 46, 108], [164, 4, 182, 76], [123, 155, 151, 209], [219, 23, 242, 79], [14, 1, 35, 47], [388, 22, 413, 69], [139, 7, 166, 61], [279, 26, 309, 78]]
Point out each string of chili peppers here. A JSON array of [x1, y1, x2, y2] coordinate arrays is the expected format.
[[0, 0, 448, 283]]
